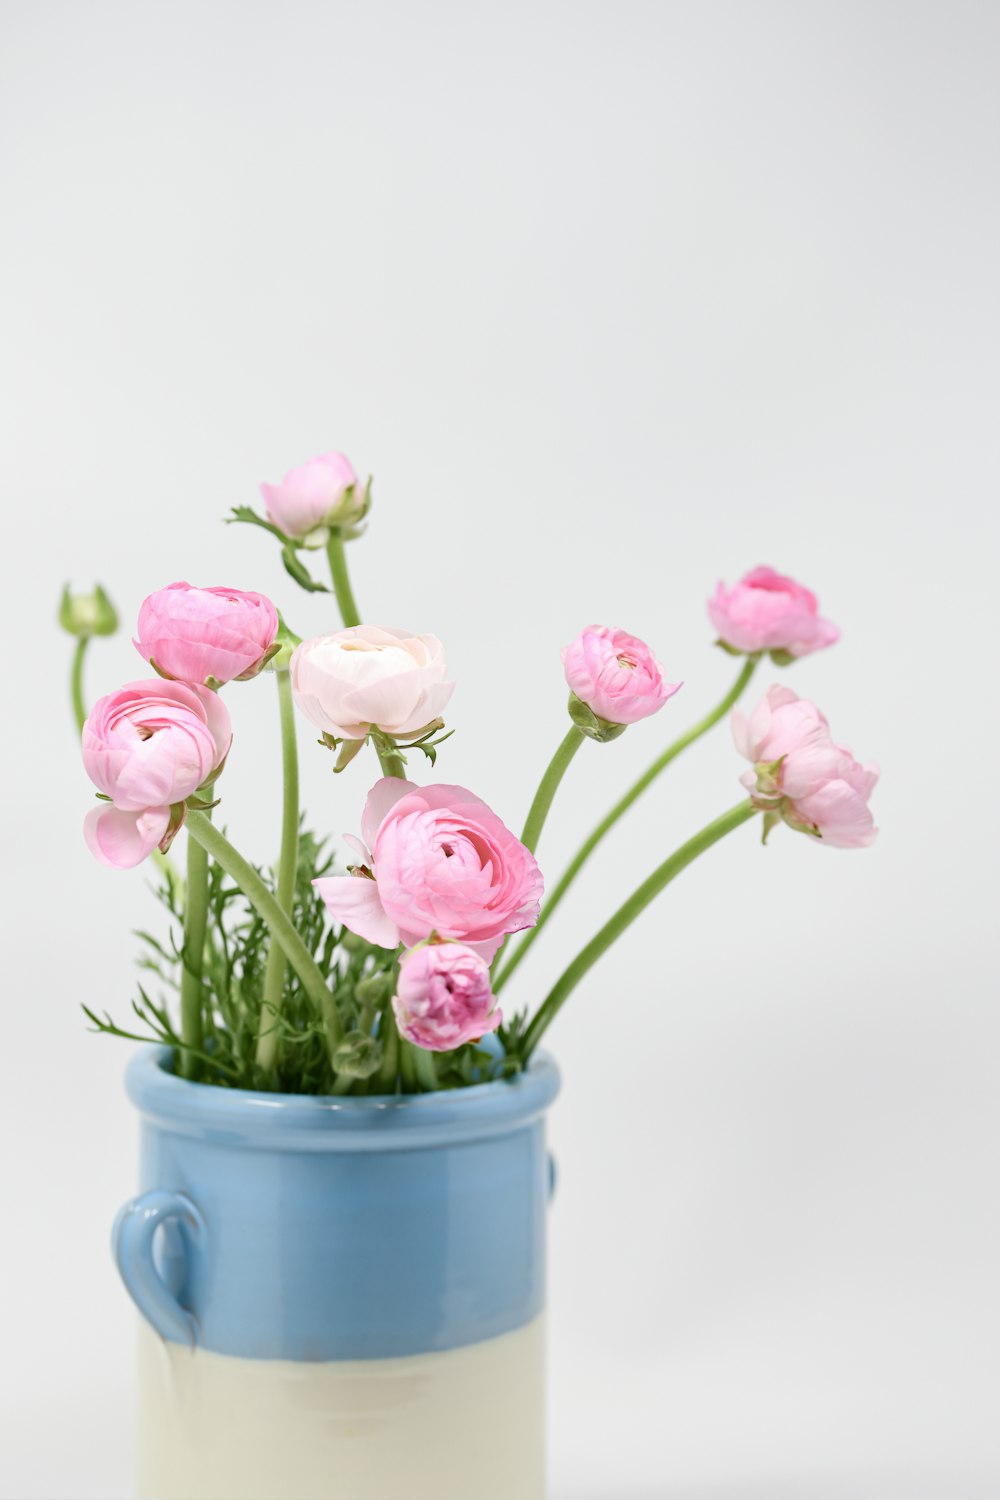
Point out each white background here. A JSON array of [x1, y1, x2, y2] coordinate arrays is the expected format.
[[2, 2, 999, 1496]]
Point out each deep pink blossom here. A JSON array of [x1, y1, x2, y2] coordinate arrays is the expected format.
[[393, 941, 501, 1051], [82, 679, 231, 867], [135, 582, 278, 686], [562, 625, 679, 727], [314, 778, 543, 961], [709, 566, 839, 659], [732, 685, 878, 848], [260, 452, 365, 541]]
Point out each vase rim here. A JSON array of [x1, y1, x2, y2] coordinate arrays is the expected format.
[[124, 1045, 560, 1152]]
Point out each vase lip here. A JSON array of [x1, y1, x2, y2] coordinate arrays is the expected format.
[[124, 1045, 561, 1152]]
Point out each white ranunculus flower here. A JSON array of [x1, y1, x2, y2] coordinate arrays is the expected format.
[[290, 625, 454, 740]]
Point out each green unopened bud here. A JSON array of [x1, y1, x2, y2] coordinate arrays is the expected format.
[[354, 972, 395, 1008], [332, 1032, 383, 1080], [59, 584, 118, 639], [567, 692, 627, 743], [768, 648, 796, 667]]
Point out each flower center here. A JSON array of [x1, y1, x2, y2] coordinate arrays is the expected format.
[[616, 653, 637, 670]]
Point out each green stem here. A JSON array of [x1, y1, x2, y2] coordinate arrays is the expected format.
[[375, 740, 407, 779], [326, 532, 361, 627], [521, 800, 759, 1059], [520, 726, 585, 856], [375, 1004, 401, 1093], [71, 638, 88, 733], [495, 657, 758, 995], [412, 1045, 438, 1092], [184, 811, 336, 1022], [400, 1039, 418, 1093], [255, 667, 300, 1073], [178, 813, 210, 1081]]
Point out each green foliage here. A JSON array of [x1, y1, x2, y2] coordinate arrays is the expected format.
[[84, 825, 507, 1095]]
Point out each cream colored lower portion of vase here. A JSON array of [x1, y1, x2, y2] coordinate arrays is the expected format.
[[137, 1315, 546, 1500]]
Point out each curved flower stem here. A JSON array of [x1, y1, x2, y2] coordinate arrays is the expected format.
[[520, 727, 585, 856], [521, 800, 759, 1059], [494, 657, 758, 995], [326, 533, 361, 628], [255, 666, 300, 1073], [71, 638, 88, 733], [178, 809, 210, 1082], [185, 810, 337, 1028]]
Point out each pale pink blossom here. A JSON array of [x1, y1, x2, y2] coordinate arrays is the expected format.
[[291, 626, 454, 741], [709, 566, 839, 659], [134, 582, 278, 686], [260, 452, 366, 542], [82, 679, 232, 868], [392, 941, 501, 1052], [314, 778, 543, 961], [732, 685, 878, 848], [561, 625, 680, 727]]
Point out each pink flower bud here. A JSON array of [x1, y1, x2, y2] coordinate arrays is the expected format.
[[291, 626, 454, 741], [134, 582, 279, 687], [393, 942, 501, 1052], [81, 680, 232, 868], [561, 625, 680, 728], [732, 685, 878, 848], [314, 778, 543, 961], [260, 452, 366, 542], [709, 566, 839, 660]]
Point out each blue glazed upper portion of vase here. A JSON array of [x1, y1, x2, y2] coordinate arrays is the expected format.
[[123, 1046, 560, 1362]]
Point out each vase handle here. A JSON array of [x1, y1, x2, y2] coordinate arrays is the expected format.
[[112, 1188, 203, 1347]]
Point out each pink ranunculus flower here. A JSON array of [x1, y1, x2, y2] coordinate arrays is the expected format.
[[392, 941, 501, 1052], [732, 685, 878, 848], [291, 626, 454, 741], [314, 778, 543, 961], [562, 625, 680, 731], [260, 452, 368, 544], [82, 679, 232, 868], [134, 582, 279, 687], [708, 566, 839, 660]]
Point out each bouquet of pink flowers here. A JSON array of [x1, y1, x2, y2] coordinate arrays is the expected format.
[[62, 452, 878, 1094]]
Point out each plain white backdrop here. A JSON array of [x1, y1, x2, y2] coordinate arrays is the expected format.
[[2, 2, 998, 1496]]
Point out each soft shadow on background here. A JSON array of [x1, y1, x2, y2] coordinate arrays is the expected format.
[[1, 1, 998, 1497]]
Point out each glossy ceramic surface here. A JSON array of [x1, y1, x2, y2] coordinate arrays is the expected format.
[[114, 1046, 560, 1361]]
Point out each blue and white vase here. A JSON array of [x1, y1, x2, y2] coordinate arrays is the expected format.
[[113, 1047, 560, 1500]]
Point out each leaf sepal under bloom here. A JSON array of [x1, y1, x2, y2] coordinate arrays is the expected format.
[[567, 692, 628, 743]]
